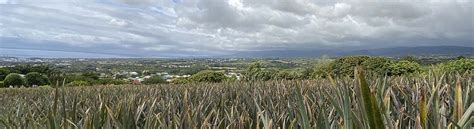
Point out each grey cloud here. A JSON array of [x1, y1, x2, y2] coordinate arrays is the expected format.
[[0, 0, 472, 57]]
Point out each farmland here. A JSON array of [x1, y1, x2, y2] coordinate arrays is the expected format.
[[0, 67, 472, 128]]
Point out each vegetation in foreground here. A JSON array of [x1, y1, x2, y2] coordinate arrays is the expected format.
[[0, 68, 472, 128]]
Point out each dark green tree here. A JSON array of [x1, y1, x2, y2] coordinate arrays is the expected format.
[[81, 72, 99, 80], [25, 72, 50, 87], [439, 58, 474, 73], [330, 56, 370, 77], [243, 62, 276, 81], [190, 71, 226, 83], [3, 73, 26, 87], [400, 56, 419, 63], [0, 68, 10, 81], [143, 76, 167, 84], [362, 57, 393, 75], [388, 61, 423, 76]]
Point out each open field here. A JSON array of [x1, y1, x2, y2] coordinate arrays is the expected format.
[[0, 69, 472, 129]]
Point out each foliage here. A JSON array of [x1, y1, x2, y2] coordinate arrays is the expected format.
[[276, 68, 311, 80], [243, 62, 276, 81], [0, 68, 10, 81], [329, 56, 370, 77], [0, 70, 472, 128], [388, 61, 423, 76], [142, 76, 167, 84], [438, 58, 474, 74], [25, 72, 51, 87], [362, 57, 393, 75], [96, 79, 129, 85], [0, 81, 4, 88], [311, 59, 333, 78], [189, 70, 226, 83], [3, 73, 26, 87], [81, 72, 100, 80], [66, 80, 90, 87], [400, 55, 419, 63], [65, 74, 97, 85], [170, 77, 190, 84]]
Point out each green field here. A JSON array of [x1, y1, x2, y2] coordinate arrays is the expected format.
[[0, 69, 472, 128]]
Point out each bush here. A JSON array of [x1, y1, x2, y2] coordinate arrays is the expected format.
[[67, 80, 90, 87], [0, 68, 10, 81], [439, 58, 474, 73], [4, 73, 26, 87], [276, 68, 310, 80], [171, 77, 190, 84], [388, 61, 423, 76], [143, 76, 167, 84], [362, 57, 393, 75], [312, 59, 333, 78], [65, 74, 96, 85], [190, 71, 226, 83], [0, 81, 4, 88], [330, 56, 370, 77], [97, 79, 129, 85], [400, 56, 419, 63], [243, 62, 276, 81], [25, 72, 51, 87]]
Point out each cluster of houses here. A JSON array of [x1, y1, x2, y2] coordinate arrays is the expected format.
[[111, 71, 242, 84], [111, 71, 192, 84]]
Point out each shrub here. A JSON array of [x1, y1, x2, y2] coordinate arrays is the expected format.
[[97, 79, 129, 85], [171, 77, 190, 84], [67, 80, 90, 87], [25, 72, 51, 87], [330, 56, 370, 77], [0, 68, 10, 81], [438, 58, 474, 73], [400, 55, 419, 63], [0, 81, 4, 88], [362, 57, 393, 75], [143, 76, 167, 84], [190, 71, 226, 83], [243, 62, 276, 81], [81, 72, 99, 80], [388, 61, 423, 76], [4, 73, 26, 87], [276, 68, 309, 80]]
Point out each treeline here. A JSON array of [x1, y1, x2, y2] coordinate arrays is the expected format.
[[245, 56, 473, 81], [0, 56, 472, 87]]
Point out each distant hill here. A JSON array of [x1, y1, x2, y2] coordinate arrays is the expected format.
[[228, 46, 474, 58], [340, 46, 474, 57]]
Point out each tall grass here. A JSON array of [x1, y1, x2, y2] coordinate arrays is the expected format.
[[0, 70, 472, 128]]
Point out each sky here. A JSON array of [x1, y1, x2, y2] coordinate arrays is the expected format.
[[0, 0, 473, 57]]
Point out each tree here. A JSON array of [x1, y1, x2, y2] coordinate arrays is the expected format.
[[388, 61, 423, 76], [190, 71, 226, 83], [4, 73, 26, 87], [400, 56, 419, 63], [0, 68, 10, 81], [171, 77, 190, 84], [67, 80, 90, 87], [143, 76, 167, 84], [439, 58, 474, 73], [82, 72, 99, 80], [330, 56, 370, 77], [276, 68, 309, 80], [243, 62, 276, 81], [362, 57, 393, 76], [25, 72, 50, 87]]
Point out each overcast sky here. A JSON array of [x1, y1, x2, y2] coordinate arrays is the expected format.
[[0, 0, 473, 57]]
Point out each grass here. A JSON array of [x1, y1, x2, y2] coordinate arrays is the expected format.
[[0, 69, 472, 128]]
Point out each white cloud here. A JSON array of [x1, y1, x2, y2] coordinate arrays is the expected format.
[[0, 0, 472, 56]]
